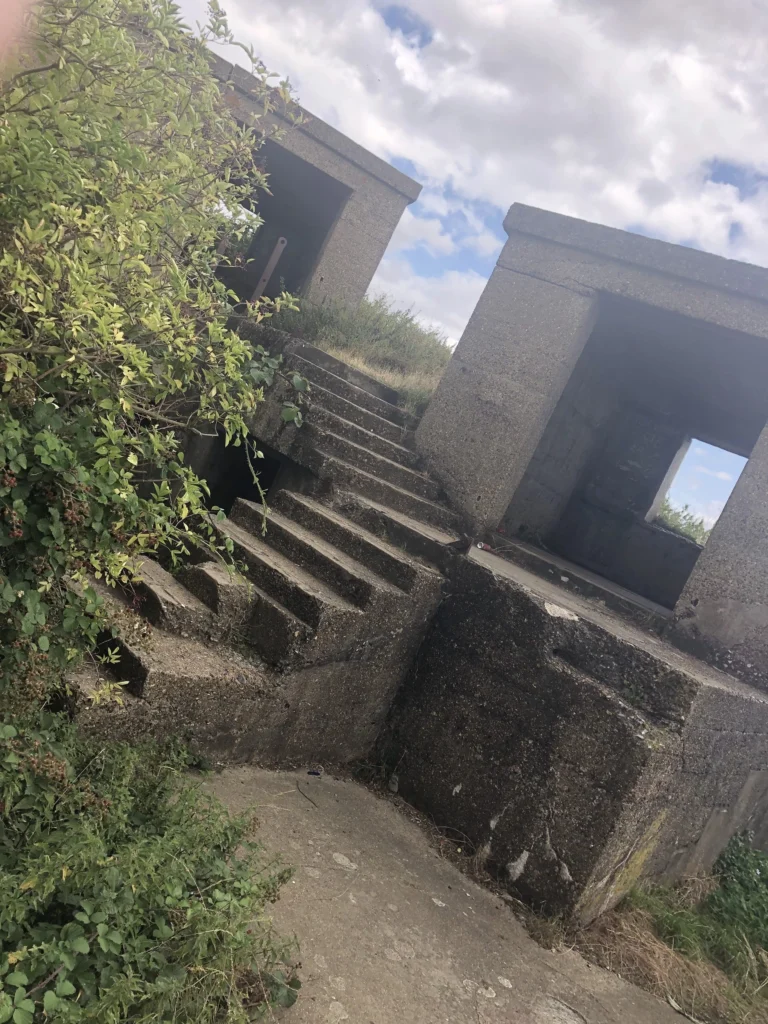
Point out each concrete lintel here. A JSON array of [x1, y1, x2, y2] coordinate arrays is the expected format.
[[211, 55, 422, 202], [504, 203, 768, 306], [496, 231, 768, 342]]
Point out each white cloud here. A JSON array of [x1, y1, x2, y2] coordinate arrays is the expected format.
[[369, 256, 487, 344], [181, 0, 768, 338], [691, 498, 727, 530], [694, 466, 734, 482], [387, 208, 457, 257]]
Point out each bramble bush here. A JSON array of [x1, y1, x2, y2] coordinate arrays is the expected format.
[[0, 0, 303, 1017], [0, 717, 298, 1023]]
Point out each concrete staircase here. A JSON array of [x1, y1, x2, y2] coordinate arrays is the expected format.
[[76, 340, 462, 764]]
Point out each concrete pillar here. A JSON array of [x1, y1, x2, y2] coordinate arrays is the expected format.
[[672, 422, 768, 686], [304, 190, 408, 307], [416, 261, 599, 532]]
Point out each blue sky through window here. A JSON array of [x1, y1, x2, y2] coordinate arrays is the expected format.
[[666, 440, 747, 530]]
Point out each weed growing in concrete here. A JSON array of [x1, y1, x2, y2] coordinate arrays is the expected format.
[[579, 834, 768, 1023]]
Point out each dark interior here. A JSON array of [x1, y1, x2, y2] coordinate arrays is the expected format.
[[503, 296, 768, 608], [200, 434, 283, 516], [218, 139, 351, 301]]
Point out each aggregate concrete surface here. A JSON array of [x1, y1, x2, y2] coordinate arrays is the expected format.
[[207, 767, 681, 1024]]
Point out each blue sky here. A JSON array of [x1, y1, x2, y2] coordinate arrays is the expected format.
[[667, 442, 747, 531], [183, 0, 768, 522]]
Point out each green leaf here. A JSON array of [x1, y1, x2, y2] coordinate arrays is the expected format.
[[69, 937, 89, 955], [55, 981, 75, 998], [37, 636, 49, 652], [12, 1009, 32, 1024], [42, 992, 59, 1013], [4, 976, 26, 989], [291, 373, 308, 393]]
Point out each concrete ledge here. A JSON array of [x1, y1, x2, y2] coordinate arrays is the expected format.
[[211, 54, 422, 202], [504, 203, 768, 305]]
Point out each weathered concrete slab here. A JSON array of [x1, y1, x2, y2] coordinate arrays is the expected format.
[[381, 548, 768, 920], [207, 766, 681, 1024]]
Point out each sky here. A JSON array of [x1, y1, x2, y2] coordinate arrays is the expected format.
[[667, 441, 747, 530], [177, 0, 767, 527]]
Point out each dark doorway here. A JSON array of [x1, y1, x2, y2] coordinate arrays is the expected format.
[[218, 139, 352, 302]]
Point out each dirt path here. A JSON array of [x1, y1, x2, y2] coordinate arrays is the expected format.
[[208, 767, 681, 1024]]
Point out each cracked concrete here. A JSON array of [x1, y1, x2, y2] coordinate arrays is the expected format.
[[207, 767, 680, 1024]]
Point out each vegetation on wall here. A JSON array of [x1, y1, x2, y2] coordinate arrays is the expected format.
[[654, 496, 712, 546], [271, 293, 452, 414], [0, 0, 300, 1016]]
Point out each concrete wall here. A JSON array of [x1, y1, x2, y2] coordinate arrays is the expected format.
[[213, 56, 421, 307], [502, 335, 619, 540], [671, 420, 768, 691], [381, 554, 768, 920], [550, 407, 698, 607], [416, 269, 599, 532], [553, 504, 701, 609]]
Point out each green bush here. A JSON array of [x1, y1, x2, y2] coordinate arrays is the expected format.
[[0, 0, 299, 691], [0, 0, 301, 1017], [0, 714, 297, 1022], [654, 496, 711, 546]]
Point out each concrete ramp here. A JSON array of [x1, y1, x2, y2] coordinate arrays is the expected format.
[[207, 766, 680, 1024]]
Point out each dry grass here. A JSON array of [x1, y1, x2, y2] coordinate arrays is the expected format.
[[322, 345, 443, 415], [577, 906, 768, 1024], [269, 294, 452, 415]]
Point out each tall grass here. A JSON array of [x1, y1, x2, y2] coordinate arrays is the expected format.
[[270, 294, 452, 414]]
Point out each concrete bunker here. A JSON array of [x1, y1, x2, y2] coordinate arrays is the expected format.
[[502, 295, 766, 610], [418, 203, 768, 689], [212, 56, 422, 307], [218, 140, 353, 301]]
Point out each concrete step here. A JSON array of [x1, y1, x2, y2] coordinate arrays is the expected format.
[[179, 559, 314, 665], [485, 535, 672, 634], [271, 490, 424, 593], [309, 404, 422, 469], [231, 497, 403, 609], [308, 425, 440, 501], [220, 517, 361, 629], [177, 560, 251, 632], [288, 340, 400, 406], [333, 490, 460, 571], [290, 353, 417, 429], [130, 558, 216, 639], [308, 382, 414, 446], [95, 616, 255, 699], [315, 454, 461, 534]]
